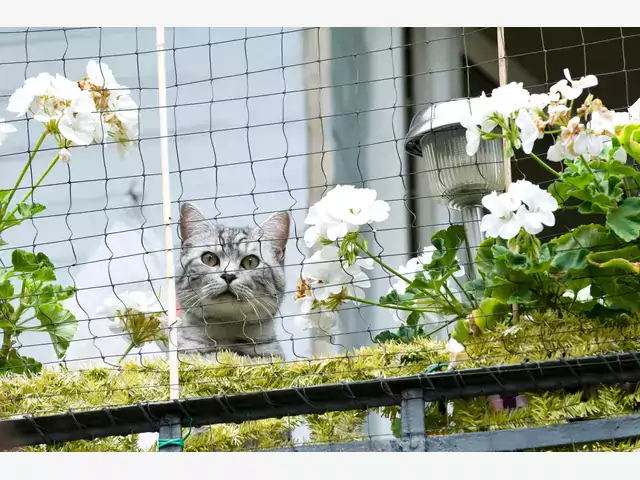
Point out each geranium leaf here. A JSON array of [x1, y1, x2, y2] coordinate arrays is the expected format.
[[36, 304, 78, 359], [606, 197, 640, 242]]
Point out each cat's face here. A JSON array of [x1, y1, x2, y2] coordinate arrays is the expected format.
[[176, 203, 289, 322]]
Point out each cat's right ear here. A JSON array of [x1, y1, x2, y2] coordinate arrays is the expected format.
[[179, 203, 209, 246]]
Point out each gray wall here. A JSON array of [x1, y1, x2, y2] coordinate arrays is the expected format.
[[0, 27, 311, 366]]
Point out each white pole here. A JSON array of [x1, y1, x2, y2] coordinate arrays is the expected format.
[[156, 27, 180, 400]]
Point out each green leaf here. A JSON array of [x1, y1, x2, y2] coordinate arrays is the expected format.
[[36, 284, 76, 306], [587, 245, 640, 274], [0, 348, 42, 376], [390, 418, 402, 439], [451, 319, 470, 342], [0, 279, 14, 299], [36, 303, 78, 358], [374, 330, 398, 344], [606, 197, 640, 242], [16, 202, 46, 219], [617, 123, 640, 163], [33, 267, 56, 282], [429, 225, 466, 273], [405, 311, 421, 327], [472, 298, 510, 332], [0, 190, 11, 202], [11, 250, 40, 272], [549, 224, 617, 274], [599, 176, 624, 203], [378, 290, 415, 305], [475, 237, 497, 278]]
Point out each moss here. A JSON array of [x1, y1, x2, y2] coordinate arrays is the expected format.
[[6, 311, 640, 451]]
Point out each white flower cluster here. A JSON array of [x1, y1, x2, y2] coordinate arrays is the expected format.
[[303, 185, 390, 248], [295, 185, 390, 333], [480, 179, 558, 240], [3, 61, 138, 160], [462, 68, 640, 164], [97, 290, 168, 353], [461, 81, 547, 156]]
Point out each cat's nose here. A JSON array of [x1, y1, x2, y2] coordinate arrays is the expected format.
[[220, 272, 237, 284]]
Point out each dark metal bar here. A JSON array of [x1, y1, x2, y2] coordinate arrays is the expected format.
[[424, 414, 640, 452], [1, 350, 640, 449], [272, 414, 640, 452]]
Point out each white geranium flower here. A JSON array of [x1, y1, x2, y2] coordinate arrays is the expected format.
[[86, 60, 125, 91], [460, 92, 497, 156], [58, 148, 72, 164], [58, 92, 99, 146], [528, 92, 559, 110], [389, 246, 436, 295], [98, 290, 163, 321], [588, 108, 628, 135], [562, 286, 593, 303], [515, 109, 543, 154], [50, 74, 82, 101], [509, 180, 557, 235], [299, 245, 372, 303], [548, 104, 570, 125], [295, 308, 338, 333], [97, 290, 168, 352], [0, 119, 17, 146], [572, 131, 609, 158], [547, 139, 575, 162], [629, 98, 640, 122], [550, 68, 598, 101], [6, 72, 54, 116], [109, 92, 139, 144], [303, 185, 390, 247], [490, 82, 531, 116], [480, 191, 522, 240], [446, 337, 468, 368]]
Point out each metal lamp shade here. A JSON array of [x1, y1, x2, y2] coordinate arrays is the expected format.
[[405, 98, 504, 210], [405, 98, 505, 280]]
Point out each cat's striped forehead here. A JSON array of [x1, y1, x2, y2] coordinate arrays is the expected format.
[[186, 225, 256, 255]]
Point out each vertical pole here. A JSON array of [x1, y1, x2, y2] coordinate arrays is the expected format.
[[156, 27, 180, 400], [400, 388, 425, 451], [158, 414, 183, 452], [496, 27, 519, 323]]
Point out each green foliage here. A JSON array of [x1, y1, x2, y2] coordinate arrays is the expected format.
[[1, 250, 77, 371], [4, 310, 640, 452]]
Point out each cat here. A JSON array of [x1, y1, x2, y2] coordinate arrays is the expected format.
[[175, 203, 289, 359]]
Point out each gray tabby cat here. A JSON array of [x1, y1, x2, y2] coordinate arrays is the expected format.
[[175, 203, 289, 359]]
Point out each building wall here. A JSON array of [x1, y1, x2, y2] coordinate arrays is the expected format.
[[0, 27, 312, 366]]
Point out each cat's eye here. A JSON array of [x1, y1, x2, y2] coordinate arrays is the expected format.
[[241, 255, 260, 270], [201, 252, 219, 267]]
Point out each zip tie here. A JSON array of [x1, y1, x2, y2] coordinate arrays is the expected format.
[[157, 417, 192, 451]]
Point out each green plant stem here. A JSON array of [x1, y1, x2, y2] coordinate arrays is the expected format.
[[423, 316, 462, 338], [441, 284, 468, 318], [448, 274, 477, 309], [579, 155, 595, 176], [4, 131, 48, 208], [530, 152, 561, 178], [6, 154, 60, 221], [354, 241, 414, 286], [344, 295, 439, 314], [1, 327, 11, 357], [118, 342, 136, 363]]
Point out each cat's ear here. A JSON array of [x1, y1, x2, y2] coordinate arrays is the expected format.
[[256, 212, 290, 263], [179, 203, 209, 245]]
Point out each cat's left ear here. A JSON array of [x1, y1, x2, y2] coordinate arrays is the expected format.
[[256, 212, 290, 263]]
